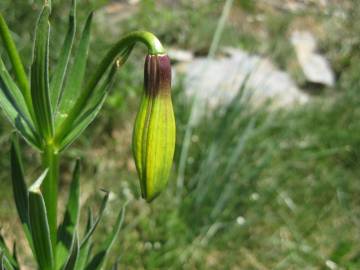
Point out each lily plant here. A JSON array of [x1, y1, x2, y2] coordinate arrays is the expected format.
[[0, 0, 175, 269]]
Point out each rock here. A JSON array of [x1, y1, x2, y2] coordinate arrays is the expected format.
[[290, 30, 335, 87], [168, 48, 194, 63], [177, 48, 308, 111]]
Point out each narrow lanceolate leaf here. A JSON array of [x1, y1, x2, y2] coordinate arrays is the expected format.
[[58, 61, 119, 151], [58, 46, 133, 151], [28, 170, 54, 270], [74, 209, 93, 270], [31, 6, 54, 141], [0, 234, 17, 269], [0, 58, 40, 148], [57, 160, 81, 269], [50, 0, 77, 111], [85, 205, 126, 270], [56, 13, 93, 126], [74, 192, 109, 270], [0, 13, 32, 112], [80, 191, 109, 247], [10, 134, 34, 251], [62, 233, 79, 270]]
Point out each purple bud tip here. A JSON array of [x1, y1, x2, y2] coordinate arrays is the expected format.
[[144, 54, 171, 97]]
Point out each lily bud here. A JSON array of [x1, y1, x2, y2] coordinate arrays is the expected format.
[[132, 54, 176, 202]]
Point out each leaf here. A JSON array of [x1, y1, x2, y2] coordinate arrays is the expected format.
[[74, 209, 93, 270], [1, 255, 15, 270], [0, 235, 17, 269], [62, 233, 79, 270], [28, 170, 54, 270], [58, 62, 118, 151], [0, 59, 40, 148], [31, 6, 54, 140], [55, 45, 133, 150], [10, 134, 34, 251], [56, 12, 93, 126], [74, 192, 109, 270], [57, 45, 133, 151], [85, 204, 126, 270], [57, 159, 81, 268], [80, 191, 109, 247], [0, 13, 32, 111], [50, 0, 77, 111]]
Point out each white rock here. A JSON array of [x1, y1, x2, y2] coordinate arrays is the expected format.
[[168, 48, 194, 62], [180, 48, 308, 112], [290, 30, 335, 87]]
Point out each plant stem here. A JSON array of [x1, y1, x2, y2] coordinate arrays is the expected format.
[[41, 144, 59, 253]]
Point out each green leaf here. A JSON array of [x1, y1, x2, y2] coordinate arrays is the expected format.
[[0, 59, 40, 148], [81, 191, 109, 247], [62, 233, 79, 270], [56, 12, 93, 126], [1, 255, 15, 270], [57, 159, 81, 268], [85, 204, 126, 270], [50, 0, 77, 111], [10, 134, 34, 251], [0, 13, 32, 113], [74, 209, 93, 270], [74, 192, 109, 270], [0, 235, 17, 269], [58, 64, 117, 151], [31, 6, 54, 140], [28, 170, 54, 270], [57, 45, 133, 151], [54, 45, 133, 148]]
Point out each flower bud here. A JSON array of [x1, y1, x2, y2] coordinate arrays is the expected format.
[[132, 54, 175, 202]]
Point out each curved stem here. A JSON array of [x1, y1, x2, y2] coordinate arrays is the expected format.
[[54, 31, 165, 145]]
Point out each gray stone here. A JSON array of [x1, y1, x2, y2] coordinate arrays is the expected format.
[[178, 48, 308, 111], [290, 30, 335, 87]]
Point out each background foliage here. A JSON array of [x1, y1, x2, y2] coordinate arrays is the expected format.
[[1, 0, 359, 269]]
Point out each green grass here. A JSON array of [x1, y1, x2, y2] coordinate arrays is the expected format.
[[0, 0, 359, 269]]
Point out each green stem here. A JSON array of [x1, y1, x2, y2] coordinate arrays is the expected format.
[[54, 31, 165, 145], [41, 144, 59, 254]]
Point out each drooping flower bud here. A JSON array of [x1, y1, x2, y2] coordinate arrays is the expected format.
[[132, 54, 176, 202]]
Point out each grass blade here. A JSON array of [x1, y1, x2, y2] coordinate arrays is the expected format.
[[57, 159, 81, 268], [31, 6, 54, 140], [85, 204, 126, 270], [28, 170, 54, 270], [50, 0, 77, 111], [56, 13, 93, 125]]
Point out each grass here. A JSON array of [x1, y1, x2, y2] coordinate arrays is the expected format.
[[1, 0, 360, 269]]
